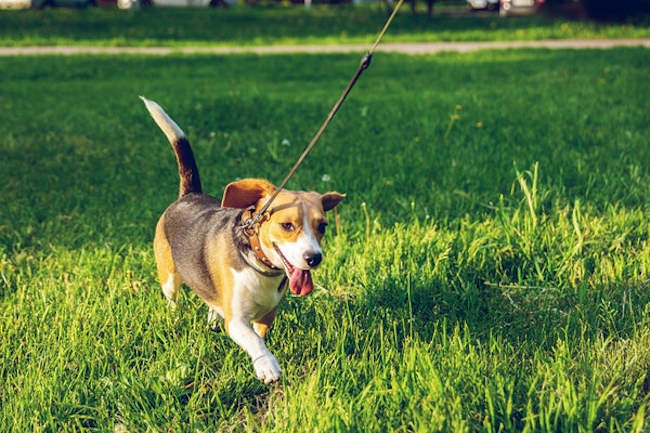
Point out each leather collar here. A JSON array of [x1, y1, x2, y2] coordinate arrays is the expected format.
[[238, 248, 283, 277], [241, 208, 281, 273]]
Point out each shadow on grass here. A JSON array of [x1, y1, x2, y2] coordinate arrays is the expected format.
[[360, 274, 650, 346]]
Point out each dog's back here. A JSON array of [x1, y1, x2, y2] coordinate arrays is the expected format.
[[162, 193, 242, 303]]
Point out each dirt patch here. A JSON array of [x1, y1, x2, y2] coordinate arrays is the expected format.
[[0, 39, 648, 56]]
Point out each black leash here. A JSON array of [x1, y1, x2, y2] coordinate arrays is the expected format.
[[243, 0, 405, 229]]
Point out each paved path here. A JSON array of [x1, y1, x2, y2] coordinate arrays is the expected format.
[[0, 39, 648, 56]]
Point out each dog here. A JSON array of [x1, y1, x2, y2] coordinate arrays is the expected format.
[[141, 97, 345, 383]]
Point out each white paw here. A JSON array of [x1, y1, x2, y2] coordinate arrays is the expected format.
[[253, 353, 281, 384]]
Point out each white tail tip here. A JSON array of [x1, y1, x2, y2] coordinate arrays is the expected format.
[[140, 96, 186, 143]]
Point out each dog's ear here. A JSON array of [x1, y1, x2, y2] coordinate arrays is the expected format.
[[321, 192, 346, 212], [221, 178, 276, 209]]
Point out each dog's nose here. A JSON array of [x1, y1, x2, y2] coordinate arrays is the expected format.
[[304, 251, 322, 268]]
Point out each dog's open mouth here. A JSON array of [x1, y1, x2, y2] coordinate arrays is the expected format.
[[273, 243, 313, 296]]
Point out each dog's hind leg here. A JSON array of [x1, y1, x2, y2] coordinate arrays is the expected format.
[[207, 305, 223, 330], [161, 272, 181, 308], [154, 215, 181, 308]]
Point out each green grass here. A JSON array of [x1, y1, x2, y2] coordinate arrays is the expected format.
[[1, 5, 649, 47], [1, 48, 649, 432]]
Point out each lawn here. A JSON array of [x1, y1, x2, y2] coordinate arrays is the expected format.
[[0, 5, 649, 47], [1, 48, 649, 432]]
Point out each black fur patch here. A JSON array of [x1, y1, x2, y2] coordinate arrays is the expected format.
[[163, 193, 248, 302], [173, 137, 202, 197]]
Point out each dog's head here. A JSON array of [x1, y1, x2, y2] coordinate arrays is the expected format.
[[222, 178, 345, 295]]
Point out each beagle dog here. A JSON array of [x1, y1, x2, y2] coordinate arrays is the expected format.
[[141, 97, 345, 383]]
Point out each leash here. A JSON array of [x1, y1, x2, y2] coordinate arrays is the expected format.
[[242, 0, 405, 230]]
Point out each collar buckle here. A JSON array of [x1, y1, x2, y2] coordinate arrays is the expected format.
[[241, 208, 279, 272]]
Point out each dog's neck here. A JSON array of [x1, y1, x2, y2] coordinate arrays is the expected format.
[[233, 212, 284, 278]]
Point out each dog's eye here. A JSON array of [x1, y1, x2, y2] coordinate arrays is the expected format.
[[317, 222, 328, 234], [280, 222, 295, 232]]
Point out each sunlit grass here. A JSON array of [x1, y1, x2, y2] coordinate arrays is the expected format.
[[0, 48, 649, 431]]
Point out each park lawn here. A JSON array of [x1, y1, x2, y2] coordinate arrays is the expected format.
[[0, 5, 649, 47], [0, 48, 649, 432]]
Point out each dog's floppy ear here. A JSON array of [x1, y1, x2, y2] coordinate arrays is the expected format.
[[221, 178, 276, 209], [321, 192, 346, 212]]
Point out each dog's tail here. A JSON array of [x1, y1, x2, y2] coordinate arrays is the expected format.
[[140, 96, 202, 198]]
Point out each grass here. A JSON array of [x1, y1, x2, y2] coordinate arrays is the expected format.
[[0, 5, 649, 47], [1, 47, 649, 431]]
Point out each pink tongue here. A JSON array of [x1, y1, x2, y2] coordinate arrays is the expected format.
[[289, 268, 313, 296]]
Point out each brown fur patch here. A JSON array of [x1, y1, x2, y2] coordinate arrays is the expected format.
[[253, 307, 278, 339], [258, 190, 328, 250], [153, 214, 179, 288], [221, 178, 275, 209], [205, 233, 234, 327]]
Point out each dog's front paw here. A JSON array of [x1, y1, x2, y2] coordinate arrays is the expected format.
[[253, 353, 281, 384]]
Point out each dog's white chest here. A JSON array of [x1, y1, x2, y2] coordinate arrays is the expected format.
[[231, 268, 286, 320]]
